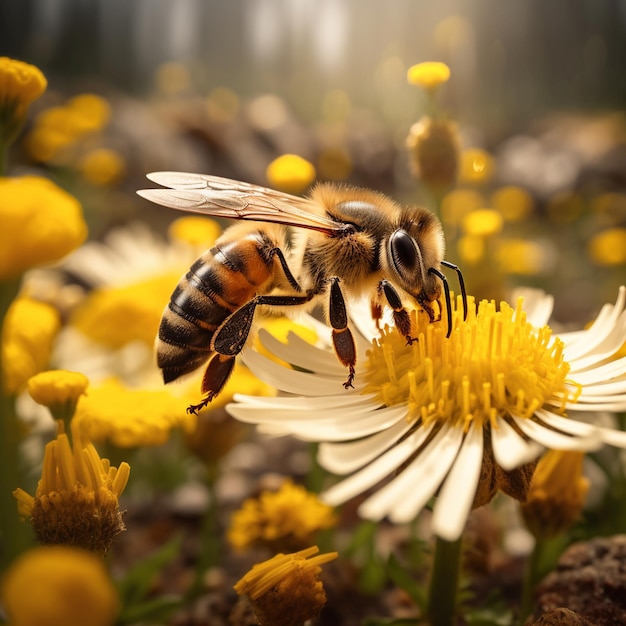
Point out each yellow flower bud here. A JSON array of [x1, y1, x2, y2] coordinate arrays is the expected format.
[[521, 450, 589, 539], [0, 176, 87, 280], [1, 297, 61, 394], [462, 208, 504, 237], [168, 215, 222, 248], [406, 117, 460, 194], [27, 370, 89, 422], [78, 148, 126, 186], [266, 154, 316, 194], [0, 57, 47, 146], [407, 61, 451, 90], [1, 545, 119, 626]]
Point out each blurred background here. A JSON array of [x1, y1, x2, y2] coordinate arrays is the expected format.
[[2, 0, 626, 321]]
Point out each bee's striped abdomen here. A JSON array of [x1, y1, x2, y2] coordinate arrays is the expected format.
[[156, 233, 278, 384]]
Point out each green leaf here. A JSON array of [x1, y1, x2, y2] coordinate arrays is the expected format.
[[116, 534, 183, 607]]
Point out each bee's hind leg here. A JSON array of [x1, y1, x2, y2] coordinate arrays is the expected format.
[[187, 353, 236, 415], [329, 278, 356, 388]]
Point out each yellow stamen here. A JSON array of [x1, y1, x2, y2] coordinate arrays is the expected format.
[[364, 296, 575, 428]]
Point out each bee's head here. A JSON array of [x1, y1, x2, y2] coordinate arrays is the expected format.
[[386, 207, 445, 298]]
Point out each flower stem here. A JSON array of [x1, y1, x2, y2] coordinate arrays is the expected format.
[[426, 535, 462, 626], [521, 538, 544, 620], [0, 277, 33, 569]]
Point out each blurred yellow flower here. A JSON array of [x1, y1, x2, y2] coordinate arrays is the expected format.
[[205, 86, 240, 123], [591, 192, 626, 223], [491, 186, 534, 222], [25, 93, 111, 163], [441, 188, 485, 226], [13, 428, 129, 554], [78, 147, 126, 186], [168, 215, 221, 248], [494, 238, 547, 276], [0, 176, 87, 279], [462, 208, 504, 237], [234, 546, 338, 626], [27, 370, 89, 422], [456, 234, 485, 265], [406, 61, 451, 90], [155, 61, 192, 96], [266, 154, 316, 194], [1, 545, 119, 626], [406, 117, 460, 193], [459, 148, 495, 185], [521, 450, 589, 539], [73, 378, 195, 447], [69, 271, 181, 349], [228, 479, 337, 552], [588, 228, 626, 266], [1, 297, 61, 394], [0, 57, 47, 145], [316, 146, 353, 181]]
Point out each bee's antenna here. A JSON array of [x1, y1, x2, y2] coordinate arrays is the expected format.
[[441, 260, 468, 321], [428, 267, 453, 337]]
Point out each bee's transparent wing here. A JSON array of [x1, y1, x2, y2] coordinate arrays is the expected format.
[[137, 171, 342, 234]]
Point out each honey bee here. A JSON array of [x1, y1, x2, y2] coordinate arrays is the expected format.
[[138, 172, 467, 414]]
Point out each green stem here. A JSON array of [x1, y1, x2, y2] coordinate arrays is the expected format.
[[0, 277, 33, 571], [426, 535, 463, 626], [521, 539, 544, 621]]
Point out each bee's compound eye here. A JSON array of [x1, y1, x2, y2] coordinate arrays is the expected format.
[[389, 229, 420, 279]]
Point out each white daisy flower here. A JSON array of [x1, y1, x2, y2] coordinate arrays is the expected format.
[[228, 287, 626, 541]]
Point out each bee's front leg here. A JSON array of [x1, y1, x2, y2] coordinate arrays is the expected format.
[[329, 277, 356, 388], [379, 279, 416, 344]]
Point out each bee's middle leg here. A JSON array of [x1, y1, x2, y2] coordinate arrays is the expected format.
[[329, 277, 356, 388], [379, 279, 415, 344]]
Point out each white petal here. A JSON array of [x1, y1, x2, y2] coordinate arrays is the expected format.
[[431, 420, 484, 541], [512, 288, 554, 327], [241, 349, 351, 395], [573, 378, 626, 396], [562, 287, 626, 361], [491, 418, 543, 470], [231, 392, 378, 410], [534, 409, 601, 437], [512, 415, 602, 451], [230, 404, 409, 442], [357, 422, 463, 523], [318, 417, 414, 474], [257, 328, 347, 376], [596, 426, 626, 447], [570, 356, 626, 385], [565, 310, 626, 370], [321, 421, 436, 506]]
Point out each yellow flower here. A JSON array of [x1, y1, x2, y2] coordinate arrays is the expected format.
[[441, 189, 485, 226], [588, 228, 626, 266], [1, 545, 119, 626], [495, 238, 548, 276], [27, 370, 89, 422], [78, 148, 126, 186], [1, 297, 61, 394], [13, 428, 129, 555], [73, 378, 195, 447], [407, 61, 451, 90], [316, 147, 353, 181], [0, 176, 87, 280], [462, 208, 504, 237], [266, 154, 316, 194], [521, 450, 589, 539], [0, 57, 47, 145], [69, 271, 181, 349], [168, 215, 221, 248], [228, 479, 337, 551], [234, 546, 338, 626], [491, 186, 534, 222], [459, 148, 495, 185], [406, 117, 460, 193]]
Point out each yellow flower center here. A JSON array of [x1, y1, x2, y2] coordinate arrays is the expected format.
[[266, 154, 316, 194], [364, 296, 579, 429], [406, 61, 451, 90]]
